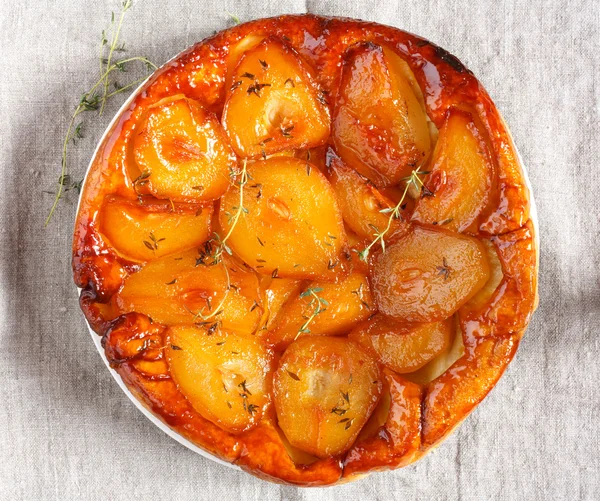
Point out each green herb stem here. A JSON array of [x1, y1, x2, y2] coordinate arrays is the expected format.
[[46, 1, 156, 226], [296, 287, 329, 338], [358, 170, 429, 261]]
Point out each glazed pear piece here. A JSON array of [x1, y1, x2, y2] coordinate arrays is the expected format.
[[422, 332, 519, 447], [133, 97, 236, 202], [225, 34, 264, 89], [349, 314, 453, 373], [372, 225, 489, 323], [329, 156, 409, 242], [333, 42, 431, 187], [402, 317, 465, 385], [273, 337, 382, 458], [167, 325, 271, 433], [267, 271, 373, 350], [459, 222, 538, 337], [343, 371, 422, 478], [222, 37, 330, 158], [262, 278, 306, 330], [412, 108, 495, 232], [218, 156, 346, 279], [98, 196, 212, 262], [115, 249, 262, 335], [460, 240, 504, 314]]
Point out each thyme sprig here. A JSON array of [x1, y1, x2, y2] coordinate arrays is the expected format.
[[296, 287, 329, 338], [99, 0, 134, 116], [210, 159, 249, 264], [357, 170, 429, 261], [43, 175, 83, 197], [143, 231, 164, 251], [188, 265, 231, 323], [46, 0, 157, 226], [190, 160, 249, 322]]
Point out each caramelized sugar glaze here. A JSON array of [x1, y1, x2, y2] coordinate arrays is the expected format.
[[73, 15, 538, 485]]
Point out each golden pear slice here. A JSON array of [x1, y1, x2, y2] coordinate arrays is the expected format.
[[332, 42, 431, 187], [218, 156, 346, 280], [222, 37, 330, 158], [133, 97, 236, 202], [116, 249, 262, 335], [372, 225, 489, 322], [273, 337, 382, 458], [412, 108, 495, 232], [167, 325, 271, 433], [98, 196, 212, 262]]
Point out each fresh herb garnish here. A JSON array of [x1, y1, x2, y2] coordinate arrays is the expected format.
[[200, 159, 249, 266], [188, 161, 250, 321], [280, 124, 294, 138], [143, 231, 164, 251], [331, 407, 347, 416], [226, 11, 241, 24], [331, 388, 353, 428], [247, 82, 271, 97], [296, 287, 329, 337], [46, 0, 157, 225], [238, 380, 252, 395], [358, 170, 429, 261], [436, 257, 452, 280], [132, 170, 151, 195]]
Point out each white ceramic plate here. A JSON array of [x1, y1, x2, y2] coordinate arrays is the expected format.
[[74, 45, 538, 471]]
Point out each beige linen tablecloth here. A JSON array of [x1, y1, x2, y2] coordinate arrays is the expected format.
[[1, 0, 598, 499]]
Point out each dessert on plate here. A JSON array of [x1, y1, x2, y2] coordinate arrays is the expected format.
[[73, 14, 538, 486]]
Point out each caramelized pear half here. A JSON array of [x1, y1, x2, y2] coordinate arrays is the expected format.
[[329, 156, 408, 242], [116, 249, 262, 334], [333, 43, 431, 187], [98, 196, 212, 262], [412, 108, 495, 232], [133, 97, 236, 202], [372, 225, 489, 322], [167, 325, 271, 432], [222, 37, 330, 158], [267, 271, 373, 350], [274, 337, 382, 458], [349, 315, 452, 373], [218, 156, 346, 279]]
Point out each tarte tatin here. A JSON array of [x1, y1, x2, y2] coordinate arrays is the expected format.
[[73, 14, 538, 486]]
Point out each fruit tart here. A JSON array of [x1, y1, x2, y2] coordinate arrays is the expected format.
[[73, 14, 538, 486]]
